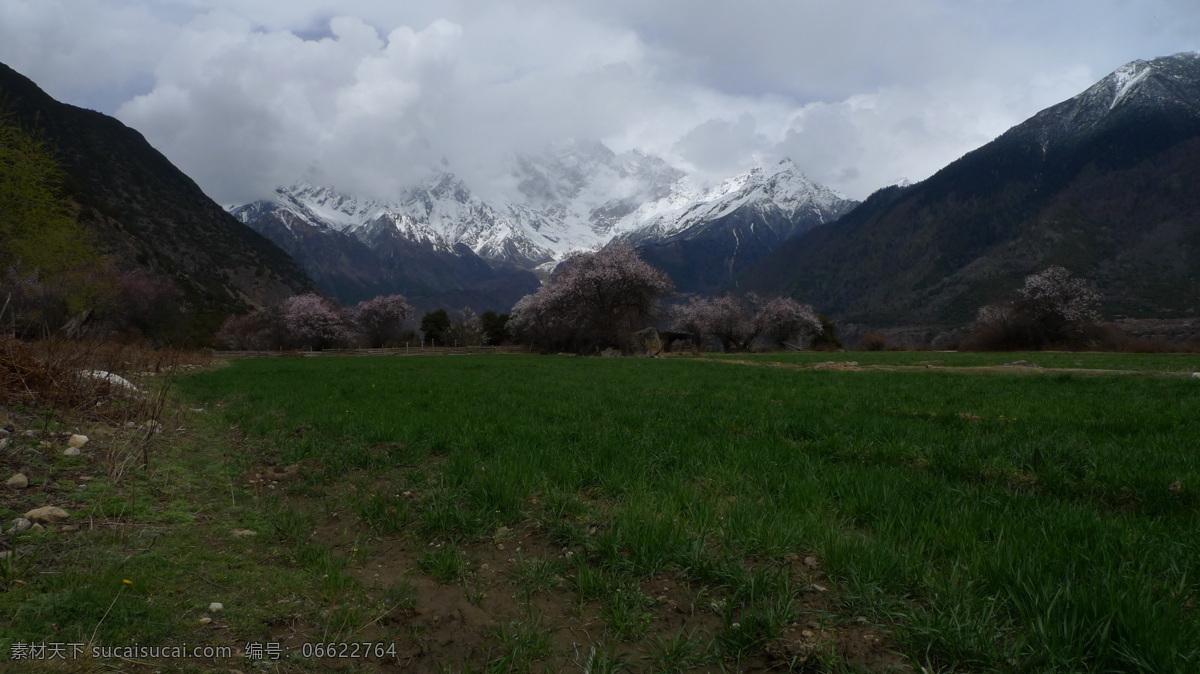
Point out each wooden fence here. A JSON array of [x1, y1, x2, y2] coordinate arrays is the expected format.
[[211, 345, 532, 359]]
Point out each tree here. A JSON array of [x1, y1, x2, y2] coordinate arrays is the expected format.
[[445, 307, 485, 346], [420, 309, 451, 346], [282, 294, 354, 350], [509, 242, 673, 352], [1, 113, 101, 335], [351, 294, 414, 347], [671, 293, 821, 352], [967, 266, 1101, 349], [480, 310, 510, 345]]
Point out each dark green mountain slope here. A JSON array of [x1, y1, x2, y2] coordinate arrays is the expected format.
[[0, 62, 316, 334]]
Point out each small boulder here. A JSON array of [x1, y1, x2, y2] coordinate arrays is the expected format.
[[6, 518, 32, 534], [68, 434, 89, 449], [24, 506, 70, 524], [6, 473, 28, 489]]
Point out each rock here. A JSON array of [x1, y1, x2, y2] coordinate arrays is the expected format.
[[803, 555, 820, 569], [6, 473, 28, 489], [79, 370, 140, 393], [0, 427, 10, 437], [38, 441, 51, 449], [0, 438, 8, 450], [230, 529, 257, 537], [141, 421, 163, 434], [24, 506, 70, 524], [1192, 372, 1200, 379], [198, 617, 212, 625], [600, 347, 621, 358], [24, 430, 38, 437], [208, 602, 224, 612], [0, 551, 10, 560], [63, 447, 82, 457], [31, 523, 44, 532], [68, 434, 89, 449], [6, 518, 32, 534], [633, 327, 663, 356]]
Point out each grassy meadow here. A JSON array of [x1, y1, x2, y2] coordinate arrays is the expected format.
[[4, 352, 1199, 672]]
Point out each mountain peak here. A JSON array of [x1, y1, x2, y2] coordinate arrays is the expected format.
[[1013, 52, 1200, 145]]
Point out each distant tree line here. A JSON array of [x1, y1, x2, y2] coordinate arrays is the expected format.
[[216, 293, 513, 351], [507, 241, 832, 353]]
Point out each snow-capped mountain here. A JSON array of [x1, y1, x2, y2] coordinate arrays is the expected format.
[[229, 144, 857, 306], [743, 52, 1200, 327], [1017, 52, 1200, 145]]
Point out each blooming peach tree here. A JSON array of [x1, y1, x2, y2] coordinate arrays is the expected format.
[[509, 242, 673, 352], [671, 293, 821, 351], [351, 294, 414, 347]]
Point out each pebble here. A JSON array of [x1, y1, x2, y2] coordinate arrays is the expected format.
[[803, 556, 820, 569], [38, 441, 51, 449], [209, 602, 224, 612], [63, 447, 82, 457], [198, 617, 212, 625], [68, 434, 89, 449], [6, 473, 28, 489]]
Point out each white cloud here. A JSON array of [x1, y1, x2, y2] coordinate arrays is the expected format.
[[3, 0, 1199, 203]]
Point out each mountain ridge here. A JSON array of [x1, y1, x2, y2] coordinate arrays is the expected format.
[[743, 51, 1200, 329]]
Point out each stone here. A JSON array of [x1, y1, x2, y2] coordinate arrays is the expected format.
[[198, 617, 212, 625], [1193, 372, 1200, 379], [209, 602, 224, 612], [24, 506, 70, 524], [6, 518, 32, 534], [0, 438, 8, 450], [63, 447, 82, 457], [68, 434, 89, 449], [0, 427, 10, 437], [79, 370, 140, 393], [31, 523, 44, 532], [38, 441, 52, 449], [6, 473, 28, 489], [633, 327, 663, 356]]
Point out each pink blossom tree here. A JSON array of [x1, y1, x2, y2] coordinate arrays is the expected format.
[[671, 293, 821, 351], [968, 266, 1101, 349], [509, 242, 673, 352], [282, 294, 355, 350], [351, 294, 414, 347]]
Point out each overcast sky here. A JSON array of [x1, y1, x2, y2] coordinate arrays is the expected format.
[[3, 0, 1198, 204]]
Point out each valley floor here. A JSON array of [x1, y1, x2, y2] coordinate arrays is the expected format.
[[2, 352, 1199, 672]]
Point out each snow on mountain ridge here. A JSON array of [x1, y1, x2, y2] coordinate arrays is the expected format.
[[233, 146, 856, 271]]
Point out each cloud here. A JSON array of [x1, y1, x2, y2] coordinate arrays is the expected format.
[[5, 0, 1200, 203]]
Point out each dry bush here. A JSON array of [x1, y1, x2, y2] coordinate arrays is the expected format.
[[2, 337, 209, 483], [856, 332, 891, 351]]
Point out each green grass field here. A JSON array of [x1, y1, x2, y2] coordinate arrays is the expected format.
[[172, 353, 1200, 671], [4, 352, 1198, 672]]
